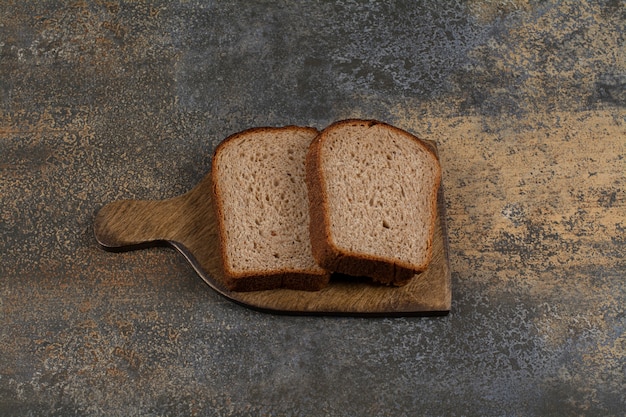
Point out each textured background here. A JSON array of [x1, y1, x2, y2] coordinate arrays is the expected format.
[[1, 1, 624, 416]]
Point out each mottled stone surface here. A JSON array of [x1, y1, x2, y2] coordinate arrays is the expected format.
[[0, 1, 624, 416]]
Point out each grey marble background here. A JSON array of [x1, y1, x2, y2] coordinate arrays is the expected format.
[[1, 1, 624, 416]]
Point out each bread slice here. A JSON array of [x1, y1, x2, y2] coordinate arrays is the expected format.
[[306, 119, 441, 285], [211, 126, 331, 292]]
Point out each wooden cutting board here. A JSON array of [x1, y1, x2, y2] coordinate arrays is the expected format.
[[94, 142, 451, 316]]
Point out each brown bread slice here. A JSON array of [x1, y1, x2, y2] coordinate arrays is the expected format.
[[212, 126, 330, 292], [306, 119, 442, 285]]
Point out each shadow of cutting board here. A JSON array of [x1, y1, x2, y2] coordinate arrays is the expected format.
[[94, 141, 451, 316]]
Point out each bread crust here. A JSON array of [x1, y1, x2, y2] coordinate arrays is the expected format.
[[212, 126, 330, 292], [305, 119, 441, 285]]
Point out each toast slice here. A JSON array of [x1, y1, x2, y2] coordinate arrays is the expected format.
[[306, 119, 441, 285], [212, 126, 330, 292]]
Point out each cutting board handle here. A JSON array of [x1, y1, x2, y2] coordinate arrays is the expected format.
[[94, 175, 216, 251], [94, 198, 176, 249]]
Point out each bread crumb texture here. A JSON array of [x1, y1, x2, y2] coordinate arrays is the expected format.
[[320, 121, 441, 270], [213, 128, 321, 275]]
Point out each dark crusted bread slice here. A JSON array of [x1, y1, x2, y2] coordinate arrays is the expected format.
[[211, 126, 330, 292], [306, 119, 441, 286]]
